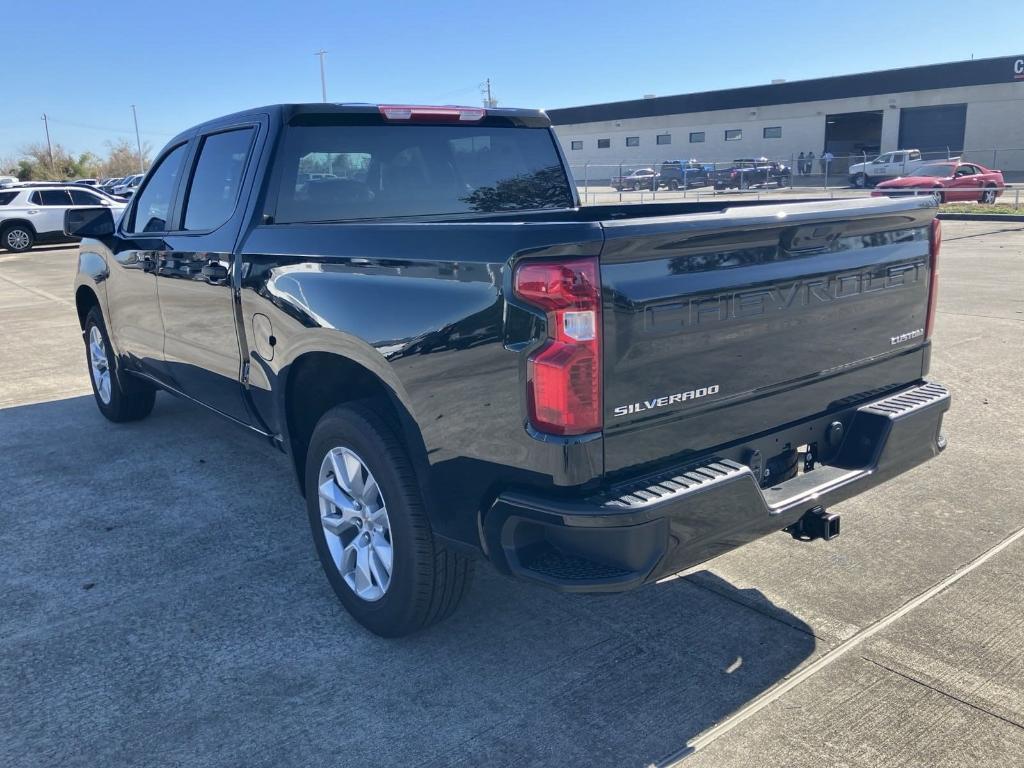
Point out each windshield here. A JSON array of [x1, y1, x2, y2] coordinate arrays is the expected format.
[[912, 164, 955, 178], [274, 123, 573, 222]]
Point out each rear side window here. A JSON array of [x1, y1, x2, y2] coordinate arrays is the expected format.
[[32, 190, 73, 206], [0, 191, 17, 205], [128, 144, 188, 234], [273, 124, 573, 222], [183, 127, 255, 231]]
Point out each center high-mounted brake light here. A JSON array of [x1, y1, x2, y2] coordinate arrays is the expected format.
[[514, 258, 602, 436], [378, 104, 486, 122], [925, 217, 941, 339]]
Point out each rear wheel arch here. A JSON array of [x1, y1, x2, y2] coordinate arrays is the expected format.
[[1, 218, 37, 236], [283, 352, 429, 498]]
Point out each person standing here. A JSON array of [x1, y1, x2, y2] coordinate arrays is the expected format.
[[798, 152, 806, 175], [807, 151, 815, 175], [821, 150, 834, 176]]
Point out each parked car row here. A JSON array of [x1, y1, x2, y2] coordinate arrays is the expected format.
[[610, 158, 788, 192], [0, 183, 127, 252]]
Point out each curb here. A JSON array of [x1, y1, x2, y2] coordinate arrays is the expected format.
[[937, 213, 1024, 222]]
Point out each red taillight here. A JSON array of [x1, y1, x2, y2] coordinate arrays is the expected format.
[[925, 218, 941, 339], [378, 104, 485, 122], [514, 258, 602, 436]]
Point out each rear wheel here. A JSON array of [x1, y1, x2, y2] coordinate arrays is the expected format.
[[2, 223, 34, 253], [739, 176, 749, 190], [668, 179, 679, 191], [631, 182, 640, 191], [84, 307, 156, 422], [980, 186, 997, 204], [852, 173, 867, 189], [305, 403, 473, 637]]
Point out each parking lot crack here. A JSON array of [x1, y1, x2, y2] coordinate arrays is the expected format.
[[859, 655, 1024, 732]]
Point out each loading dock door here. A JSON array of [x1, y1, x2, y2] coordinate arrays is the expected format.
[[824, 111, 883, 174], [898, 104, 966, 160]]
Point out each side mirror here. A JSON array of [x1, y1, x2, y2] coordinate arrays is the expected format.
[[65, 207, 115, 238]]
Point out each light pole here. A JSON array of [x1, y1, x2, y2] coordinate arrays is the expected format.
[[314, 49, 328, 103], [130, 104, 144, 174], [40, 113, 55, 171]]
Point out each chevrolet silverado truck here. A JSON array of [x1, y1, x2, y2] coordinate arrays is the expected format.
[[711, 158, 790, 190], [67, 103, 950, 637]]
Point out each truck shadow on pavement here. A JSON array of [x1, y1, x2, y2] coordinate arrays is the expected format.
[[0, 393, 817, 768]]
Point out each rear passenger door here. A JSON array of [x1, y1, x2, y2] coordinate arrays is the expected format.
[[28, 190, 73, 234], [154, 121, 263, 424]]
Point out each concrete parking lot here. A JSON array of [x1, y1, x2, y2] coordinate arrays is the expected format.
[[1, 222, 1022, 767]]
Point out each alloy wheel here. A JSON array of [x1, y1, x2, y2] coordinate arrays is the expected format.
[[6, 228, 30, 250], [317, 447, 393, 601], [88, 325, 112, 404]]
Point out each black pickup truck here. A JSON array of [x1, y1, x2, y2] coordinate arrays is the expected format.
[[68, 103, 949, 637], [712, 158, 791, 190]]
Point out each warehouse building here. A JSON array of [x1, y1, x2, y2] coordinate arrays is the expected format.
[[547, 55, 1024, 177]]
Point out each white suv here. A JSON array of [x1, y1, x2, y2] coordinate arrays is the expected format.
[[0, 185, 126, 252]]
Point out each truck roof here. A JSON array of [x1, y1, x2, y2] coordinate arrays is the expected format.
[[170, 103, 551, 144]]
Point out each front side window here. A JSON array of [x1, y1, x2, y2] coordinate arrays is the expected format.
[[725, 129, 742, 141], [625, 136, 639, 147], [570, 140, 583, 150], [273, 123, 573, 222], [597, 138, 610, 149], [183, 128, 255, 231], [656, 134, 671, 145], [128, 144, 188, 234], [689, 132, 705, 143], [69, 189, 102, 205]]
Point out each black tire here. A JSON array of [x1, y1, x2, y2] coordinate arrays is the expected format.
[[739, 176, 749, 190], [668, 179, 679, 191], [305, 402, 473, 637], [631, 182, 640, 191], [84, 307, 156, 422], [852, 173, 867, 189], [777, 176, 787, 188], [980, 186, 997, 204], [2, 223, 35, 253]]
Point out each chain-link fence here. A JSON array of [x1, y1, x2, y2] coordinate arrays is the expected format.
[[568, 148, 1024, 206]]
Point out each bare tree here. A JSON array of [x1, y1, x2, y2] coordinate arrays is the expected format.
[[101, 138, 153, 178]]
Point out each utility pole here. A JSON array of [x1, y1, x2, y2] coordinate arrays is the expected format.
[[130, 104, 144, 173], [315, 49, 328, 103], [40, 114, 54, 171], [481, 78, 497, 108]]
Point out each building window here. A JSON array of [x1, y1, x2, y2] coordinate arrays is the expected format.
[[725, 129, 742, 141], [625, 136, 639, 147], [656, 134, 671, 145], [597, 138, 610, 149], [570, 140, 583, 151], [763, 126, 782, 139], [689, 132, 705, 143]]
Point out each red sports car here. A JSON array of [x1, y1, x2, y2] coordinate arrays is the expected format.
[[871, 161, 1004, 203]]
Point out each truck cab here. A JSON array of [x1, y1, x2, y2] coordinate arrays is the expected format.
[[849, 149, 925, 187]]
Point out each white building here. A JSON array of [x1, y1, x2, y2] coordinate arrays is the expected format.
[[548, 55, 1024, 179]]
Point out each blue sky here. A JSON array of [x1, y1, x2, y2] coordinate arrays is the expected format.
[[3, 0, 1021, 159]]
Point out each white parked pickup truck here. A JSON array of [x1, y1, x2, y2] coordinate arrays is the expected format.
[[849, 150, 925, 188]]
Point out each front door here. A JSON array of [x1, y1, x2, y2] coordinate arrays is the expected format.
[[948, 164, 983, 202], [105, 143, 190, 380], [155, 124, 260, 424]]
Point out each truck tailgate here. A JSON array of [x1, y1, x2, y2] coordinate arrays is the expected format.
[[599, 197, 936, 474]]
